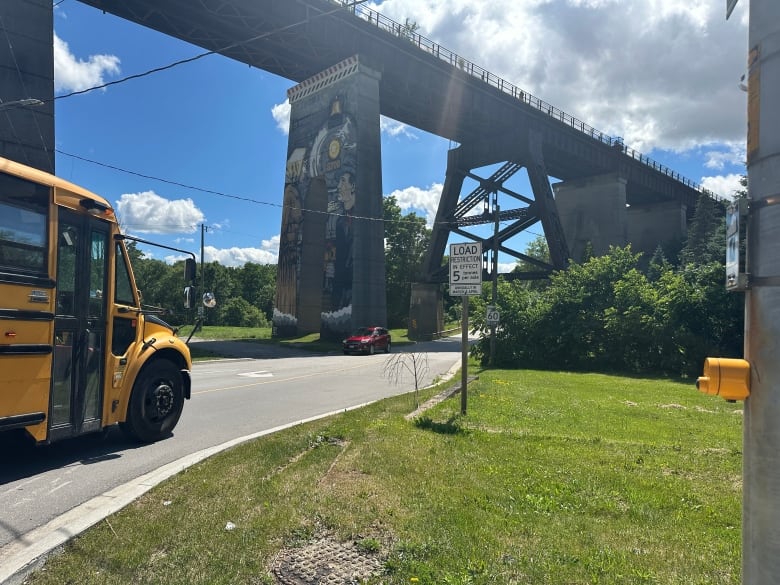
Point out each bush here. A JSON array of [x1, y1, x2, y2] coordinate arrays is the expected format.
[[217, 297, 269, 328], [473, 246, 743, 378]]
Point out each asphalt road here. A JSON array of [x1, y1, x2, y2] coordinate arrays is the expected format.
[[0, 337, 463, 559]]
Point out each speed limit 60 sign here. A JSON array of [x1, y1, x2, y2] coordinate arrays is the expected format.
[[486, 305, 500, 326], [449, 242, 482, 296]]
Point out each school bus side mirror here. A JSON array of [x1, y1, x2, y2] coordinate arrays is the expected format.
[[184, 286, 194, 309], [696, 357, 750, 402], [184, 258, 197, 283]]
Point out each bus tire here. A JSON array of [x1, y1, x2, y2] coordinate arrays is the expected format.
[[121, 360, 184, 443]]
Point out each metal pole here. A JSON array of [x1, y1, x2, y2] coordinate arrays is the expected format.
[[461, 295, 468, 415], [198, 224, 206, 324], [744, 2, 780, 582], [490, 199, 499, 366]]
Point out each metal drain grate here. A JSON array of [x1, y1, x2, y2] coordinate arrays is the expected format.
[[272, 535, 384, 584]]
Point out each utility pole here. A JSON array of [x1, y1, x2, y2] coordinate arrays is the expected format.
[[489, 195, 499, 367], [742, 1, 780, 582], [198, 223, 208, 329]]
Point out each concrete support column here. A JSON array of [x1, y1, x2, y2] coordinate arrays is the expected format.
[[0, 0, 54, 173], [273, 56, 386, 340], [553, 173, 628, 262], [408, 283, 443, 341], [626, 200, 687, 259]]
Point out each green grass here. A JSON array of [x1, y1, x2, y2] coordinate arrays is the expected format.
[[27, 368, 742, 584], [184, 325, 417, 356], [180, 325, 274, 341]]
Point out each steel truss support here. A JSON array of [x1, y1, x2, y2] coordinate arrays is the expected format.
[[422, 133, 570, 283]]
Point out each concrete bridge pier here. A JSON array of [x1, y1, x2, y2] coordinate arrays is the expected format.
[[273, 56, 386, 340], [0, 0, 54, 173], [554, 172, 687, 262], [554, 173, 629, 262]]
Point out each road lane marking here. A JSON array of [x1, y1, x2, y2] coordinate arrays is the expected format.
[[192, 362, 374, 396], [47, 481, 72, 495], [237, 371, 274, 378]]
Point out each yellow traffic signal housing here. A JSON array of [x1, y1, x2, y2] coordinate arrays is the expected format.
[[696, 357, 750, 401]]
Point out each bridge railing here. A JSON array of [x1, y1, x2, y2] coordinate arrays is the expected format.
[[333, 1, 717, 199]]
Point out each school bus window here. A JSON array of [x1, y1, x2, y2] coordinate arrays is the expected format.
[[0, 173, 49, 274], [0, 200, 47, 273], [114, 243, 136, 306], [88, 231, 108, 319], [56, 222, 78, 316]]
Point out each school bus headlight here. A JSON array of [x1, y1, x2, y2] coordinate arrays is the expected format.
[[696, 357, 750, 402]]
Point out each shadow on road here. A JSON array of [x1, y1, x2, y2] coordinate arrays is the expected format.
[[0, 427, 149, 487]]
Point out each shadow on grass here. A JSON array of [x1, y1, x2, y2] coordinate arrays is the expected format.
[[413, 416, 466, 435]]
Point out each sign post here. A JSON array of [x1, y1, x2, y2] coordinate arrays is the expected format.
[[449, 242, 482, 414]]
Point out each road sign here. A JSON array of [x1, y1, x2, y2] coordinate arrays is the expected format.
[[486, 305, 500, 326], [725, 200, 749, 291], [449, 242, 482, 296]]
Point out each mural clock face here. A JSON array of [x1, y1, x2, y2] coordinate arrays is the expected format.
[[328, 138, 341, 160]]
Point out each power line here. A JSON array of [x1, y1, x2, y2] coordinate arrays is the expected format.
[[49, 1, 368, 105], [55, 148, 433, 228]]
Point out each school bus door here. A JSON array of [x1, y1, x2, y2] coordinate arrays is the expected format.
[[50, 209, 109, 441]]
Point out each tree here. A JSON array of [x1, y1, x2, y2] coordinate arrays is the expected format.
[[217, 297, 268, 328], [383, 196, 431, 327], [237, 262, 276, 319], [680, 192, 724, 267], [511, 235, 550, 273]]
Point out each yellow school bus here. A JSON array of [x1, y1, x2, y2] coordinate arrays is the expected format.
[[0, 156, 195, 444]]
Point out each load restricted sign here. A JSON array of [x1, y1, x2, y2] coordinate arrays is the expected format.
[[449, 242, 482, 296]]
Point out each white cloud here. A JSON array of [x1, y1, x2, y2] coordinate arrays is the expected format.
[[380, 117, 417, 139], [53, 33, 120, 93], [115, 191, 204, 234], [271, 100, 291, 134], [368, 0, 748, 153], [704, 143, 746, 170], [204, 243, 278, 267], [701, 173, 744, 200], [388, 183, 443, 227]]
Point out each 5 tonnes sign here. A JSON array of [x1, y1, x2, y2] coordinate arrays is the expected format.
[[449, 242, 482, 296]]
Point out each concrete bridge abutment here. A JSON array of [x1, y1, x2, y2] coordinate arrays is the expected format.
[[273, 56, 387, 340]]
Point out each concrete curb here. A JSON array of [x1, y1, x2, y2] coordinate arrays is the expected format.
[[0, 404, 373, 585]]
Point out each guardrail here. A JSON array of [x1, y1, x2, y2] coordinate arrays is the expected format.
[[333, 1, 716, 199]]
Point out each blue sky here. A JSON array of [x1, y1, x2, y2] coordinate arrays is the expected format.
[[50, 0, 749, 270]]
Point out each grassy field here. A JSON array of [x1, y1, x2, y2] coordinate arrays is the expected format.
[[26, 368, 742, 584]]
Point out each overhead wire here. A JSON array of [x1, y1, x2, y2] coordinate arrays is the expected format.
[[50, 1, 368, 104], [56, 148, 434, 229]]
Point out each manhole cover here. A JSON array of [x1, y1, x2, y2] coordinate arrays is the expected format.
[[272, 535, 384, 584]]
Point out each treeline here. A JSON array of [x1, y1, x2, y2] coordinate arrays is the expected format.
[[471, 192, 744, 378], [127, 242, 277, 328]]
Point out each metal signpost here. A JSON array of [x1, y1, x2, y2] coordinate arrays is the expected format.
[[449, 242, 482, 414]]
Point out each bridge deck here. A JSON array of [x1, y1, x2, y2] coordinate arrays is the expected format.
[[75, 0, 708, 212]]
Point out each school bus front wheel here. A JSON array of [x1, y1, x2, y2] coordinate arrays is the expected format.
[[120, 359, 185, 443]]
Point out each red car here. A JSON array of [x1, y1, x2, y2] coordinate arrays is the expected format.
[[342, 326, 391, 355]]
